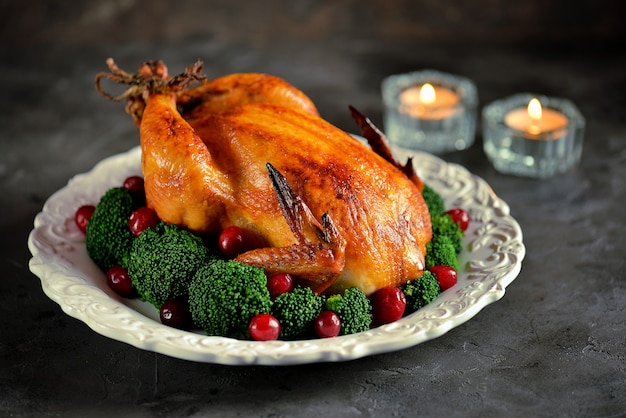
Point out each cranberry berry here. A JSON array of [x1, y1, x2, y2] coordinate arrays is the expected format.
[[267, 272, 294, 299], [106, 265, 136, 298], [218, 225, 247, 258], [123, 175, 146, 205], [314, 310, 341, 338], [122, 175, 145, 195], [370, 286, 407, 326], [128, 207, 160, 236], [75, 205, 96, 234], [160, 297, 192, 330], [429, 265, 458, 291], [249, 313, 281, 341], [446, 208, 470, 231]]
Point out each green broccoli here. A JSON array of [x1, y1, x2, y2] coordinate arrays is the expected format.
[[425, 234, 459, 270], [188, 259, 272, 338], [421, 183, 445, 218], [401, 271, 441, 313], [271, 285, 325, 340], [431, 213, 463, 254], [128, 222, 211, 308], [86, 187, 137, 271], [325, 287, 372, 335]]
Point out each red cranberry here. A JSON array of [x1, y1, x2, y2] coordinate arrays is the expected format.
[[75, 205, 96, 234], [314, 311, 341, 338], [122, 176, 145, 195], [218, 225, 247, 258], [248, 313, 281, 341], [429, 265, 458, 291], [370, 286, 407, 326], [106, 265, 136, 298], [123, 175, 146, 205], [160, 297, 191, 330], [266, 273, 294, 299], [128, 207, 160, 236], [446, 208, 470, 231]]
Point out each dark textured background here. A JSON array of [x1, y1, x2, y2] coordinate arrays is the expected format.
[[1, 1, 625, 417], [2, 0, 625, 44]]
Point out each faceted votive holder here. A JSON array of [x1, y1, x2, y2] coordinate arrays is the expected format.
[[382, 70, 478, 154], [482, 93, 585, 179]]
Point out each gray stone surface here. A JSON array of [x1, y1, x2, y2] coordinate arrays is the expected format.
[[1, 4, 625, 417]]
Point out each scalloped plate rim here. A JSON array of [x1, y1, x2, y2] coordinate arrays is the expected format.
[[27, 145, 525, 365]]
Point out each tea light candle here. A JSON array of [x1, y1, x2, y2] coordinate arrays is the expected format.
[[504, 98, 568, 138], [399, 83, 460, 120], [482, 93, 585, 178], [382, 70, 478, 154]]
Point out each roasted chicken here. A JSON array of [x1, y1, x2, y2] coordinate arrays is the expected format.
[[96, 59, 431, 296]]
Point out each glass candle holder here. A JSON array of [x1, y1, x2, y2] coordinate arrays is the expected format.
[[382, 70, 478, 154], [482, 93, 585, 178]]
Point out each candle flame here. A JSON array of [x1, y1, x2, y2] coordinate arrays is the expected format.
[[528, 98, 543, 121], [419, 83, 436, 105], [527, 98, 543, 135]]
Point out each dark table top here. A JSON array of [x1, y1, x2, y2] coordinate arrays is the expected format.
[[1, 8, 625, 417]]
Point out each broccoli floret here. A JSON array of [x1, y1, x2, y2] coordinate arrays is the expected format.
[[425, 235, 459, 270], [86, 187, 137, 271], [421, 183, 445, 218], [325, 287, 372, 335], [401, 271, 441, 313], [188, 259, 272, 338], [128, 222, 211, 308], [431, 213, 463, 254], [272, 285, 325, 340]]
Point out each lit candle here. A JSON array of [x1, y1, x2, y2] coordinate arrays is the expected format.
[[382, 70, 478, 153], [504, 98, 568, 139], [399, 83, 460, 119], [482, 93, 585, 178]]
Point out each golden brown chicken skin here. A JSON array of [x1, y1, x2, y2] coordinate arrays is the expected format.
[[97, 59, 431, 295], [177, 73, 320, 120], [141, 93, 430, 295]]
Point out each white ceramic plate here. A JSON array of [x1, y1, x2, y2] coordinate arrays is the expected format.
[[28, 145, 525, 365]]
